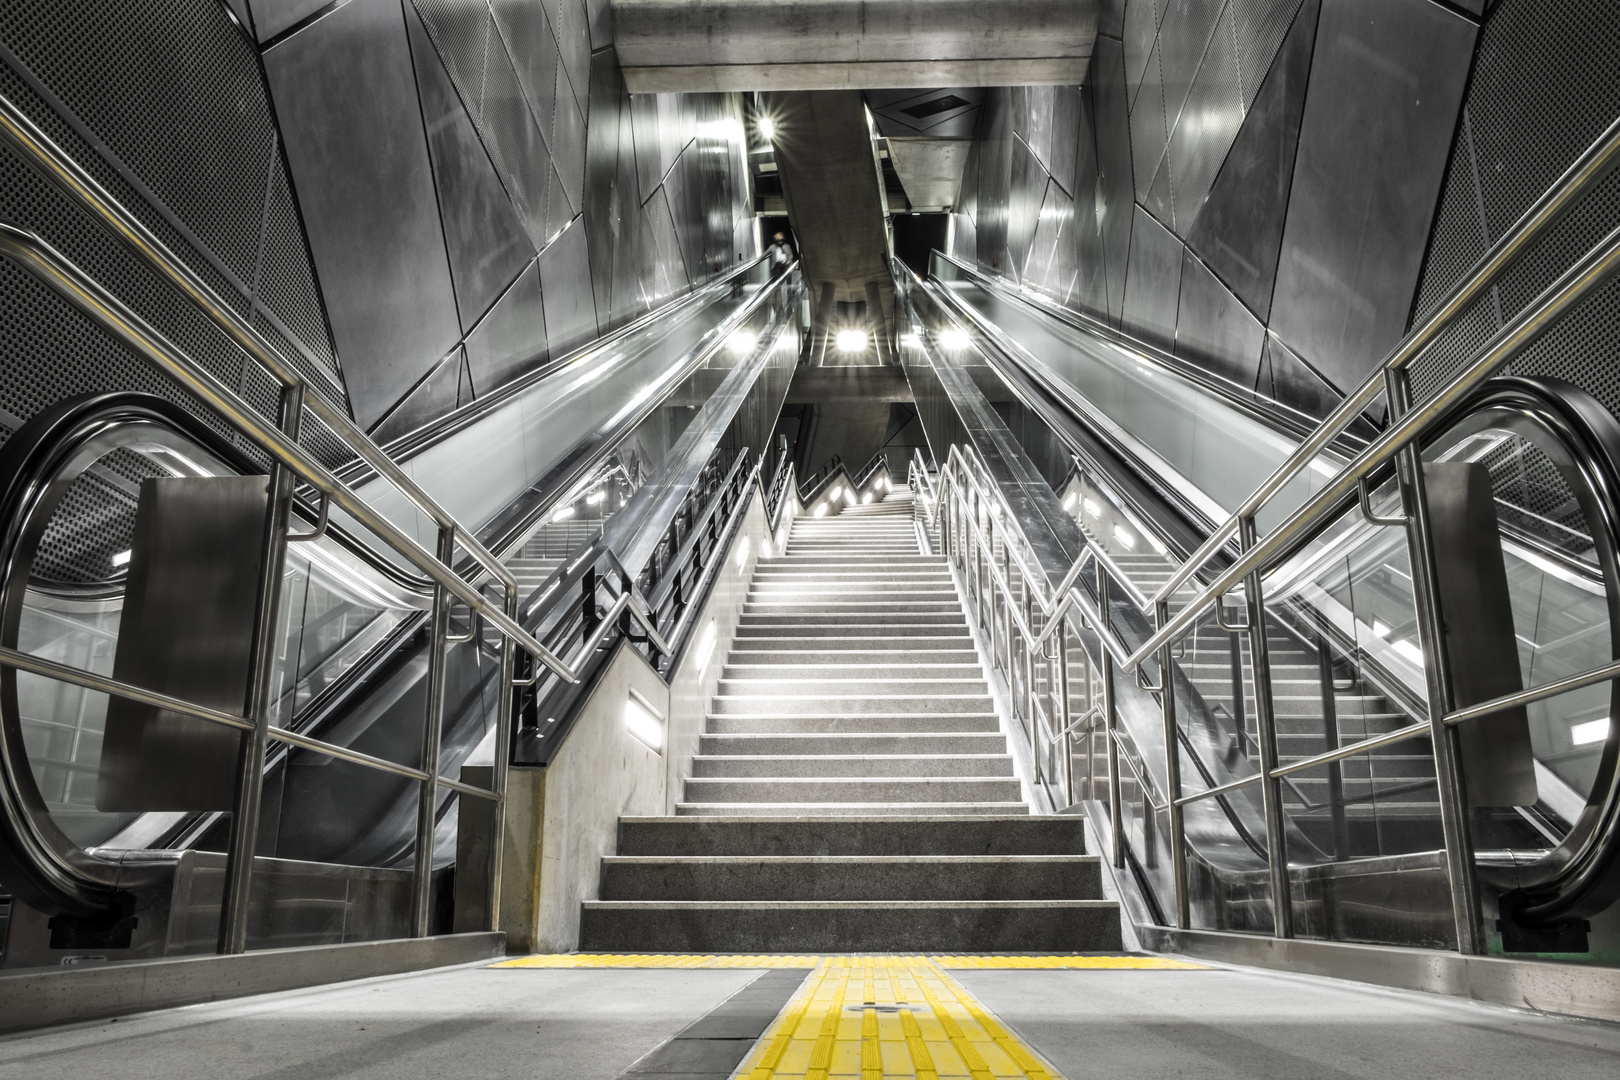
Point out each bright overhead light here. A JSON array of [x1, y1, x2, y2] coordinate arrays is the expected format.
[[586, 490, 606, 504], [939, 327, 970, 351], [730, 330, 758, 355], [624, 692, 665, 751], [835, 329, 869, 353], [1572, 718, 1610, 746], [1113, 525, 1136, 549], [111, 549, 132, 568], [552, 505, 575, 522], [736, 536, 751, 571], [758, 116, 777, 141]]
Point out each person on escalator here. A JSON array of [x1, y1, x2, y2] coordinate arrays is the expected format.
[[768, 232, 793, 278]]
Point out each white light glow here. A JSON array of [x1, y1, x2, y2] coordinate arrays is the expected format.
[[552, 506, 576, 522], [1113, 525, 1136, 549], [835, 329, 869, 353], [729, 330, 758, 355], [813, 503, 828, 517], [761, 537, 773, 559], [1083, 498, 1101, 518], [736, 536, 751, 571], [695, 619, 718, 676], [844, 487, 857, 504], [624, 692, 665, 751], [862, 493, 873, 504], [586, 490, 606, 505], [1372, 620, 1391, 638], [939, 328, 970, 351], [111, 549, 132, 568], [901, 333, 921, 347], [1572, 718, 1611, 746], [757, 116, 777, 141], [1063, 492, 1077, 511], [1392, 639, 1426, 667], [829, 486, 843, 501]]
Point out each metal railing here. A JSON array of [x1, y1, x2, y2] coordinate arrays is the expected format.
[[909, 114, 1620, 956], [0, 85, 784, 954]]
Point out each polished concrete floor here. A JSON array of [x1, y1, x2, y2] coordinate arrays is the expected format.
[[2, 959, 1617, 1079]]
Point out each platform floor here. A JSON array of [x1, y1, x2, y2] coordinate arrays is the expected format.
[[1, 955, 1617, 1080]]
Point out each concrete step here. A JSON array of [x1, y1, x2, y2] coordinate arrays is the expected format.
[[698, 732, 1010, 756], [597, 854, 1101, 901], [726, 648, 980, 664], [717, 678, 993, 696], [578, 899, 1121, 952], [617, 815, 1085, 856], [738, 610, 968, 624], [706, 713, 1002, 734], [721, 663, 987, 680], [690, 753, 1016, 778], [682, 776, 1023, 804], [710, 694, 994, 715], [731, 625, 972, 638], [673, 801, 1032, 817]]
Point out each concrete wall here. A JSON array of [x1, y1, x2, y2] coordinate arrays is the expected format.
[[613, 0, 1097, 92], [499, 489, 769, 952], [953, 0, 1480, 420]]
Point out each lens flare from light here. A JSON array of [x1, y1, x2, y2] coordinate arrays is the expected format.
[[939, 328, 970, 351], [835, 329, 869, 353], [758, 116, 777, 141]]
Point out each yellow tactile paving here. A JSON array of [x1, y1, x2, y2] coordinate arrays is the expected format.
[[733, 956, 1067, 1080]]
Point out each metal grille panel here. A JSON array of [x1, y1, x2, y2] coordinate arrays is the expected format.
[[1410, 0, 1620, 421]]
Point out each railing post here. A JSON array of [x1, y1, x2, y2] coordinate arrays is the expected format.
[[1239, 514, 1293, 938], [1315, 633, 1348, 861], [217, 383, 303, 954], [1056, 619, 1074, 806], [488, 580, 516, 933], [412, 525, 457, 937], [1157, 598, 1190, 929], [1385, 366, 1484, 955], [1099, 569, 1124, 870]]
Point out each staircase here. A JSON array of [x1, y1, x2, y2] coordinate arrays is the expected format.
[[579, 485, 1122, 952]]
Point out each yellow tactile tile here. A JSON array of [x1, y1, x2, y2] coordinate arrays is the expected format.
[[731, 955, 1069, 1080]]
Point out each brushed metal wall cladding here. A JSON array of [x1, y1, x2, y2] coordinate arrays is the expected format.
[[1007, 136, 1045, 281], [1090, 37, 1135, 328], [1174, 247, 1264, 387], [1266, 0, 1475, 396], [1047, 85, 1082, 200], [1258, 332, 1339, 422], [268, 0, 461, 432], [1121, 203, 1183, 350], [373, 348, 472, 447], [1162, 0, 1242, 234], [1230, 0, 1303, 108], [1071, 87, 1109, 317], [1028, 179, 1079, 306], [464, 262, 547, 396], [407, 5, 535, 329], [0, 4, 345, 413], [1183, 0, 1317, 323], [582, 49, 624, 321], [1409, 0, 1620, 422], [537, 216, 599, 358], [1128, 40, 1167, 203]]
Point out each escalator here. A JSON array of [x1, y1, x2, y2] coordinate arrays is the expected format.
[[899, 251, 1620, 955], [0, 254, 805, 960]]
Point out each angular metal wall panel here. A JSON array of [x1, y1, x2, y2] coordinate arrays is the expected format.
[[641, 184, 687, 303], [1090, 37, 1136, 327], [407, 4, 535, 329], [1176, 247, 1264, 386], [1163, 0, 1243, 234], [1155, 0, 1226, 145], [413, 0, 490, 117], [1029, 179, 1080, 305], [1121, 203, 1183, 348], [1128, 40, 1167, 200], [1268, 0, 1475, 394], [549, 0, 591, 117], [372, 347, 468, 445], [538, 215, 598, 356], [1260, 330, 1341, 420], [1123, 0, 1160, 104], [1048, 85, 1082, 199], [1021, 86, 1055, 176], [267, 0, 460, 429], [491, 0, 561, 142], [1184, 0, 1317, 320], [1100, 0, 1126, 38], [464, 261, 547, 395], [481, 20, 558, 248], [582, 49, 625, 327], [248, 0, 331, 42], [1007, 136, 1046, 282], [551, 65, 588, 213], [1071, 86, 1110, 317], [1232, 0, 1305, 108]]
